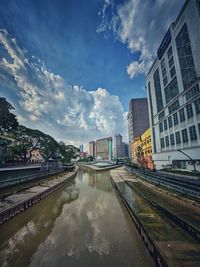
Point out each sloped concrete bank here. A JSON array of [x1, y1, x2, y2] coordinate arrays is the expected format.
[[110, 167, 200, 267], [77, 163, 121, 171], [0, 168, 78, 225]]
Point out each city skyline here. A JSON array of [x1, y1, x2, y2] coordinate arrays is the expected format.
[[0, 0, 184, 146]]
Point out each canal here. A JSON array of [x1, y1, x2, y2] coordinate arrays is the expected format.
[[0, 169, 155, 267]]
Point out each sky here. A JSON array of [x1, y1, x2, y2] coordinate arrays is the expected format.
[[0, 0, 184, 148]]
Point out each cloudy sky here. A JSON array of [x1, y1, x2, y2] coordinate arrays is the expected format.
[[0, 0, 184, 148]]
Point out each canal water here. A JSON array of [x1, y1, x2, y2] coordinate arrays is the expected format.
[[0, 169, 155, 267]]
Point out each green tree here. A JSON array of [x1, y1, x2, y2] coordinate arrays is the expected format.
[[0, 97, 18, 134]]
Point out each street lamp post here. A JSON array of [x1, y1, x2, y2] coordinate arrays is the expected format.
[[177, 149, 196, 173]]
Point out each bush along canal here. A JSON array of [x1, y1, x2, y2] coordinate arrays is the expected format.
[[110, 167, 200, 267], [0, 169, 155, 267]]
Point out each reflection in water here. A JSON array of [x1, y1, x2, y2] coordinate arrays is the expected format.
[[0, 170, 155, 267]]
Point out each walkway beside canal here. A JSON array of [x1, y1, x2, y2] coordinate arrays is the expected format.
[[0, 168, 77, 224], [110, 167, 200, 267]]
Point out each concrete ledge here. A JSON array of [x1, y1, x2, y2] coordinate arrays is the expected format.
[[0, 168, 78, 225], [77, 163, 121, 171]]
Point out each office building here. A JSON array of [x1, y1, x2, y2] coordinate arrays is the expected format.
[[89, 141, 96, 159], [146, 0, 200, 170], [79, 144, 84, 153], [96, 137, 112, 160], [114, 134, 123, 158], [122, 142, 129, 157], [127, 98, 149, 161]]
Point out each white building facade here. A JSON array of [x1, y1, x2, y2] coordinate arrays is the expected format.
[[146, 0, 200, 171]]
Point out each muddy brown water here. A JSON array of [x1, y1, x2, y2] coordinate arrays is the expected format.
[[0, 169, 155, 267]]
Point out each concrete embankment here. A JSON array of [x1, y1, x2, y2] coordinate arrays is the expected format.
[[77, 163, 121, 171], [0, 168, 78, 225], [110, 167, 200, 267]]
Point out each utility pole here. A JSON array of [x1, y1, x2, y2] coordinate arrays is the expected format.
[[177, 149, 196, 173]]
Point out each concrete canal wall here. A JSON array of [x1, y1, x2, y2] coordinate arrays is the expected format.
[[0, 168, 78, 225], [110, 167, 200, 267], [77, 163, 121, 171]]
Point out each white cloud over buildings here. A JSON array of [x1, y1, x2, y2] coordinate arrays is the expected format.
[[97, 0, 184, 79]]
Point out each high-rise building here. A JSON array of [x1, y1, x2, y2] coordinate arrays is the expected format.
[[96, 137, 112, 160], [146, 0, 200, 170], [89, 141, 96, 159], [122, 142, 129, 157], [127, 98, 149, 161], [114, 134, 123, 158], [79, 144, 84, 153]]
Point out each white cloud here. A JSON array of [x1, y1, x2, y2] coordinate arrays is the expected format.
[[97, 0, 184, 79], [0, 29, 128, 146]]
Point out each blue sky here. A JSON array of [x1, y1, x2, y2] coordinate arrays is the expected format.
[[0, 0, 184, 147]]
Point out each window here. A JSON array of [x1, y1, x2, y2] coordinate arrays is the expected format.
[[164, 77, 179, 104], [163, 76, 168, 87], [161, 59, 165, 69], [179, 108, 185, 122], [162, 67, 166, 78], [194, 98, 200, 114], [198, 123, 200, 135], [182, 129, 188, 143], [175, 131, 181, 144], [176, 23, 197, 90], [189, 125, 197, 141], [165, 136, 169, 147], [170, 133, 175, 145], [167, 46, 173, 59], [170, 66, 176, 78], [164, 119, 168, 130], [185, 84, 200, 101], [158, 111, 165, 120], [186, 103, 193, 119], [159, 122, 163, 133], [168, 116, 172, 128], [168, 100, 180, 114], [153, 69, 163, 112], [160, 137, 165, 148], [169, 56, 174, 68], [173, 113, 178, 125]]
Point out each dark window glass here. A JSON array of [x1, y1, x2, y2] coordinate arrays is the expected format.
[[170, 66, 176, 78], [164, 119, 168, 130], [189, 125, 197, 141], [158, 111, 165, 120], [194, 98, 200, 114], [175, 131, 181, 144], [176, 23, 197, 90], [165, 136, 169, 147], [167, 46, 173, 59], [197, 0, 200, 16], [164, 77, 179, 104], [162, 67, 166, 78], [173, 113, 178, 125], [179, 108, 185, 122], [170, 133, 175, 145], [159, 122, 163, 133], [168, 116, 172, 128], [169, 56, 174, 68], [182, 129, 188, 143], [186, 103, 193, 119], [163, 76, 168, 87], [153, 69, 163, 112], [169, 100, 180, 114], [161, 59, 165, 69], [160, 138, 165, 148], [198, 123, 200, 135], [185, 84, 200, 101]]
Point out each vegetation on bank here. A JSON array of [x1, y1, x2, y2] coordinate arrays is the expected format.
[[0, 96, 79, 165]]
